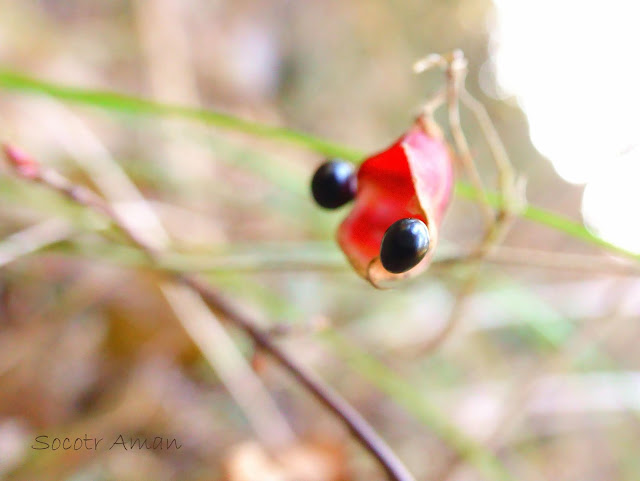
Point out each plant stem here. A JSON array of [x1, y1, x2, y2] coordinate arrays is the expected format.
[[3, 143, 417, 481], [0, 69, 362, 161]]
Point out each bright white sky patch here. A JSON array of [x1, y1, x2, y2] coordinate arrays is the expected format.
[[582, 148, 640, 253], [489, 0, 640, 252]]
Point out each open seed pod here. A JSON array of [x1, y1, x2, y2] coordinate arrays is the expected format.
[[337, 116, 454, 287]]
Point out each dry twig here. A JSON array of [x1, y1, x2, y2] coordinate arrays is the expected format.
[[2, 142, 416, 481], [412, 50, 521, 356]]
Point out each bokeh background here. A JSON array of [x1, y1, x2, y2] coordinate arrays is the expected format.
[[1, 1, 639, 480]]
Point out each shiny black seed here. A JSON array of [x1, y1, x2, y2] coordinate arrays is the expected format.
[[311, 160, 357, 209], [380, 218, 430, 274]]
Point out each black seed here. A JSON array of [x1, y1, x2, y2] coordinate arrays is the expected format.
[[380, 218, 430, 274], [311, 160, 357, 209]]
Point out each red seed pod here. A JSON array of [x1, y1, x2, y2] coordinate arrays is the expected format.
[[337, 116, 454, 286]]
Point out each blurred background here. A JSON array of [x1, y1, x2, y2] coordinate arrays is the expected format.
[[1, 1, 639, 480]]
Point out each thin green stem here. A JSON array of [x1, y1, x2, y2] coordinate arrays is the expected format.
[[0, 69, 361, 161], [454, 183, 640, 261]]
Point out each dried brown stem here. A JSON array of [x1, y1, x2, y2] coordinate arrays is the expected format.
[[411, 50, 522, 358], [2, 143, 416, 481], [414, 51, 495, 225], [459, 89, 518, 214], [419, 211, 515, 355]]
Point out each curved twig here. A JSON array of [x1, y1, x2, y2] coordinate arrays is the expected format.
[[2, 143, 416, 481]]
